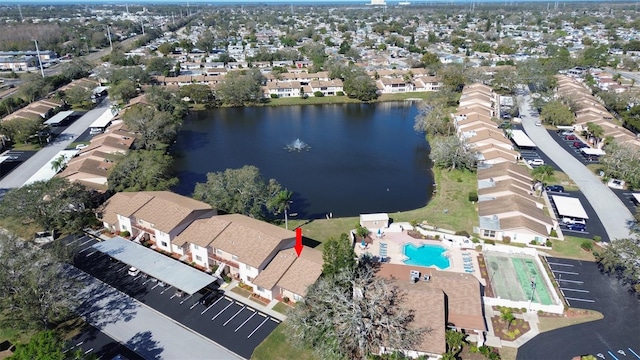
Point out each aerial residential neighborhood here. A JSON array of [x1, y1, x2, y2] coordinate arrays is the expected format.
[[0, 1, 639, 360]]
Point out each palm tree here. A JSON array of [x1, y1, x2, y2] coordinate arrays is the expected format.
[[50, 154, 67, 173], [500, 307, 516, 331], [445, 329, 467, 356], [272, 190, 293, 230], [531, 164, 555, 186]]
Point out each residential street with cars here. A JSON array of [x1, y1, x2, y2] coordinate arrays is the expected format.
[[63, 234, 279, 359], [519, 94, 634, 241]]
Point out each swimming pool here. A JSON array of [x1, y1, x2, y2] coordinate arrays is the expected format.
[[403, 243, 450, 269]]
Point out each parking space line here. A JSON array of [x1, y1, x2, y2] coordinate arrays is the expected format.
[[179, 294, 193, 304], [558, 279, 583, 284], [248, 316, 269, 338], [160, 285, 172, 294], [269, 317, 280, 324], [66, 238, 81, 246], [85, 251, 97, 257], [79, 239, 93, 247], [560, 288, 589, 293], [190, 300, 200, 310], [608, 351, 620, 360], [151, 282, 163, 290], [552, 270, 579, 275], [565, 297, 595, 303], [212, 302, 234, 321], [548, 262, 573, 267], [223, 305, 246, 326], [77, 247, 92, 253], [201, 296, 225, 314], [629, 347, 640, 359], [84, 348, 93, 354], [235, 310, 257, 332]]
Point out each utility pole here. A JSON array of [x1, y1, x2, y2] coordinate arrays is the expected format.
[[33, 39, 45, 78], [18, 4, 23, 22], [141, 20, 145, 35], [106, 25, 113, 51]]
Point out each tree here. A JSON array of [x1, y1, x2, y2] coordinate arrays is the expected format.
[[146, 56, 173, 75], [10, 330, 86, 360], [595, 237, 640, 294], [193, 165, 283, 220], [500, 307, 516, 330], [0, 178, 95, 234], [109, 79, 137, 104], [156, 42, 175, 56], [107, 150, 178, 192], [439, 64, 467, 92], [20, 74, 52, 103], [63, 86, 92, 108], [531, 165, 555, 186], [322, 233, 356, 277], [269, 189, 293, 229], [343, 74, 378, 102], [0, 117, 43, 144], [585, 122, 604, 146], [600, 142, 640, 189], [0, 233, 78, 331], [61, 59, 92, 80], [445, 329, 467, 356], [178, 84, 216, 107], [216, 70, 264, 107], [288, 265, 428, 359], [121, 104, 182, 150], [429, 135, 477, 171], [540, 101, 574, 126], [50, 154, 68, 173], [414, 103, 454, 136]]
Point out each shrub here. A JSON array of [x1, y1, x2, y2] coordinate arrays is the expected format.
[[530, 240, 538, 245], [120, 230, 130, 237], [538, 310, 543, 315], [593, 235, 601, 242], [485, 239, 495, 245], [283, 296, 290, 303], [521, 307, 527, 313], [581, 240, 593, 251], [550, 229, 557, 237], [336, 91, 345, 96], [456, 177, 463, 182], [434, 234, 440, 240], [270, 94, 279, 99], [471, 237, 480, 243], [313, 91, 324, 97], [455, 230, 470, 237], [468, 192, 478, 202], [545, 239, 553, 247], [502, 236, 511, 244]]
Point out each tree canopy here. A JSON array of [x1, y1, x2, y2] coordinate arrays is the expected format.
[[596, 237, 640, 294], [122, 104, 182, 150], [429, 135, 477, 171], [107, 150, 178, 192], [287, 264, 428, 359], [321, 233, 356, 277], [540, 101, 574, 126], [193, 165, 283, 220], [0, 178, 95, 234], [216, 69, 264, 107]]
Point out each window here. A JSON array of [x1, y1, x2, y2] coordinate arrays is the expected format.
[[232, 255, 239, 261], [216, 249, 222, 255], [257, 286, 264, 292], [483, 230, 496, 238], [195, 255, 202, 261], [293, 294, 302, 301], [245, 264, 252, 271], [161, 241, 168, 247], [138, 218, 143, 224], [193, 244, 199, 250]]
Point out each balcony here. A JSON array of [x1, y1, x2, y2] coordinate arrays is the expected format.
[[209, 254, 239, 269], [131, 223, 156, 235]]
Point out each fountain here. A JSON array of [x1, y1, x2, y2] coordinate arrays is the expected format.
[[285, 138, 311, 152]]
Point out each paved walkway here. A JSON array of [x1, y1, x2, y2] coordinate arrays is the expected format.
[[0, 100, 110, 190], [483, 303, 541, 349], [69, 265, 243, 360], [519, 95, 633, 241], [223, 280, 288, 322]]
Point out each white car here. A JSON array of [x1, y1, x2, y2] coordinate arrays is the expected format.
[[75, 144, 88, 150], [561, 217, 586, 225], [607, 178, 625, 189], [527, 159, 544, 166], [561, 131, 574, 136], [127, 267, 140, 276], [535, 120, 542, 126]]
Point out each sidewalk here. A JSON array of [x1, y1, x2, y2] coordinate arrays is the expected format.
[[222, 280, 288, 322]]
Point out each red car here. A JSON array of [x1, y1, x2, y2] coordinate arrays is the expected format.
[[573, 141, 588, 148], [565, 135, 577, 140]]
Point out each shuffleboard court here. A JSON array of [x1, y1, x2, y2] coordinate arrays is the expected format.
[[485, 252, 554, 305]]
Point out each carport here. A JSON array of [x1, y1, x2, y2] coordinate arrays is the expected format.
[[510, 130, 537, 148], [44, 110, 74, 127], [581, 148, 605, 156], [552, 195, 589, 219], [92, 236, 216, 296]]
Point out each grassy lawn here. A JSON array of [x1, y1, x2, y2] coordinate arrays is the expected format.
[[264, 91, 435, 107], [499, 346, 518, 360], [537, 309, 603, 333], [287, 168, 478, 247], [10, 143, 42, 151], [251, 323, 318, 360], [548, 170, 579, 191], [271, 302, 292, 315], [547, 236, 597, 261], [0, 218, 42, 240]]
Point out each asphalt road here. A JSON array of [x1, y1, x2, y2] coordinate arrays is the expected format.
[[64, 234, 279, 359], [518, 258, 640, 360], [548, 191, 608, 241], [519, 95, 634, 240]]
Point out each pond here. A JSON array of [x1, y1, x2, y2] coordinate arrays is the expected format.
[[172, 101, 433, 218]]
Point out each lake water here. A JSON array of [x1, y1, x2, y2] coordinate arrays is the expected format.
[[172, 101, 433, 218]]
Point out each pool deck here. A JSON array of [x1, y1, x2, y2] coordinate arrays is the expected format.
[[355, 231, 484, 284]]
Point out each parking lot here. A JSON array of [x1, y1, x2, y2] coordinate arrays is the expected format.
[[518, 257, 640, 360], [65, 324, 144, 360], [547, 191, 608, 241], [62, 234, 280, 359], [0, 150, 37, 179], [548, 129, 602, 164]]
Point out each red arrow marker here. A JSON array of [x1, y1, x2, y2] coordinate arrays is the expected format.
[[294, 227, 303, 257]]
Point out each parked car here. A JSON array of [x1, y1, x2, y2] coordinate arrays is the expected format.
[[566, 223, 586, 232], [527, 159, 545, 166], [535, 120, 542, 126], [545, 185, 565, 192], [573, 141, 588, 148], [562, 217, 586, 225], [127, 267, 140, 276], [561, 131, 574, 136], [200, 289, 224, 306], [607, 178, 625, 189], [75, 143, 88, 150], [564, 135, 577, 140]]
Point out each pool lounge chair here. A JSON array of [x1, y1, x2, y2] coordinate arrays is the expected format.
[[465, 269, 475, 273], [462, 252, 471, 255]]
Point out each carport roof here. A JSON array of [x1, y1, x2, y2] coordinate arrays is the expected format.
[[552, 195, 589, 219], [92, 236, 215, 294], [510, 130, 537, 148]]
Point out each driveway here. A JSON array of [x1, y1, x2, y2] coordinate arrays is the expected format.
[[517, 258, 640, 360], [519, 95, 633, 241], [0, 100, 110, 190]]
